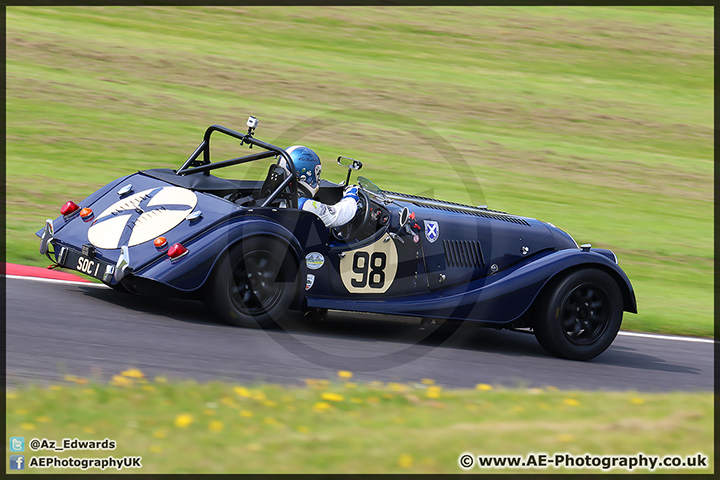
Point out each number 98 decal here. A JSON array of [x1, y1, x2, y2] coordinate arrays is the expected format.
[[339, 235, 398, 294]]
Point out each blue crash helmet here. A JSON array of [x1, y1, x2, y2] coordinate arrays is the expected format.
[[279, 145, 322, 197]]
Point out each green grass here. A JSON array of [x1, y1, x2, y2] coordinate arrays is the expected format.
[[5, 7, 713, 336], [5, 373, 714, 474]]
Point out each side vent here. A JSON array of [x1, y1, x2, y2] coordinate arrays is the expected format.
[[443, 240, 484, 268]]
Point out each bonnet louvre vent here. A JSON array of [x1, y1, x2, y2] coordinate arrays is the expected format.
[[443, 240, 484, 268], [417, 202, 531, 226]]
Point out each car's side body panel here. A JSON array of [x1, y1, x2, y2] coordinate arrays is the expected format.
[[307, 248, 636, 324]]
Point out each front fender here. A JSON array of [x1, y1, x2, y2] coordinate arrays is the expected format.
[[134, 215, 306, 292], [487, 248, 637, 321]]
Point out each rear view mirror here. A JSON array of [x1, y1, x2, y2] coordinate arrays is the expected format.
[[399, 207, 409, 227], [337, 156, 362, 170]]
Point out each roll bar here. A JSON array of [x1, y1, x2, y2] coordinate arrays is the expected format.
[[176, 124, 299, 208]]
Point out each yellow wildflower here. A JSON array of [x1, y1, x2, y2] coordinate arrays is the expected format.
[[36, 416, 51, 423], [49, 385, 61, 391], [21, 423, 35, 430], [142, 385, 155, 391], [239, 410, 253, 418], [110, 375, 133, 387], [154, 376, 168, 383], [350, 397, 364, 404], [426, 386, 442, 399], [252, 391, 267, 401], [6, 391, 18, 399], [421, 378, 435, 385], [631, 397, 644, 405], [557, 434, 575, 442], [82, 426, 95, 434], [312, 402, 332, 412], [320, 392, 344, 402], [399, 454, 413, 468], [153, 430, 167, 439], [15, 409, 27, 415], [296, 426, 310, 434], [209, 420, 223, 432], [234, 386, 252, 397], [263, 400, 278, 407], [121, 368, 144, 379], [563, 398, 580, 407], [476, 383, 493, 391], [174, 414, 193, 428], [338, 370, 353, 379], [150, 445, 163, 454]]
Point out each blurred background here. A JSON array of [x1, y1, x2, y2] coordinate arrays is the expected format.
[[6, 6, 712, 336]]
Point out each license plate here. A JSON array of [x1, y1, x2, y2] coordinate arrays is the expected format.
[[63, 248, 113, 281]]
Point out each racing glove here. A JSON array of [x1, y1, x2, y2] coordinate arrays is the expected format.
[[299, 186, 359, 228]]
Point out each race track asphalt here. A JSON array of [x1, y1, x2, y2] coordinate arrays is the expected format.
[[5, 276, 714, 392]]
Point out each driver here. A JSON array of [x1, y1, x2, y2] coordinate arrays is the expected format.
[[278, 145, 359, 228]]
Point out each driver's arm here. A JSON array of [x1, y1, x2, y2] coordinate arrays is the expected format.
[[300, 186, 358, 228]]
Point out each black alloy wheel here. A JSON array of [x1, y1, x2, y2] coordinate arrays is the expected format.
[[534, 268, 623, 361], [206, 237, 298, 329]]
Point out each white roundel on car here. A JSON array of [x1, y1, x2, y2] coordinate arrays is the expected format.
[[87, 187, 198, 249]]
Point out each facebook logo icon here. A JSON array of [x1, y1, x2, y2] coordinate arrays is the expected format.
[[9, 455, 25, 470]]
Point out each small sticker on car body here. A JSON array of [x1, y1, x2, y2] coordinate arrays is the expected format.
[[306, 252, 325, 270]]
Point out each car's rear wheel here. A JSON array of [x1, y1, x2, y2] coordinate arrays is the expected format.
[[534, 268, 622, 361], [205, 237, 299, 329]]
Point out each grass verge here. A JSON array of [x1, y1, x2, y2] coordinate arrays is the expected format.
[[5, 371, 714, 474]]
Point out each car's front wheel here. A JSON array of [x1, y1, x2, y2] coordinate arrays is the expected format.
[[205, 237, 299, 329], [534, 268, 623, 361]]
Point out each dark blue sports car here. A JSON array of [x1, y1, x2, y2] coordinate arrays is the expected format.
[[38, 116, 636, 360]]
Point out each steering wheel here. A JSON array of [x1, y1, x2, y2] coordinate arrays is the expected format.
[[331, 189, 370, 243]]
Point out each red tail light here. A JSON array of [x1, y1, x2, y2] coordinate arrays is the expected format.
[[167, 243, 188, 260], [61, 201, 80, 216]]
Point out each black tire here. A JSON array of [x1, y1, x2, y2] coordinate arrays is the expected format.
[[205, 237, 299, 329], [534, 268, 623, 361]]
